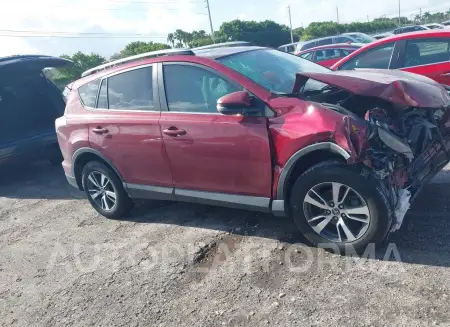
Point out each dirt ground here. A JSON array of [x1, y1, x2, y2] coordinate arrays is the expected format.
[[1, 162, 450, 327]]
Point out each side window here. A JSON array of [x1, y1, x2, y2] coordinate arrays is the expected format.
[[78, 79, 100, 107], [97, 79, 108, 109], [339, 43, 395, 70], [287, 45, 295, 53], [163, 64, 241, 113], [321, 49, 342, 60], [108, 67, 154, 111], [317, 38, 332, 46], [403, 39, 450, 68], [335, 36, 351, 43], [299, 52, 313, 61]]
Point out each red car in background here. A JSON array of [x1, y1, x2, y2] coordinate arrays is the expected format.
[[332, 30, 450, 86], [296, 43, 363, 67]]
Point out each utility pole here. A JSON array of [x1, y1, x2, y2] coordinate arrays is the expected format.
[[419, 8, 422, 24], [206, 0, 215, 43], [367, 15, 369, 22], [288, 5, 294, 43], [336, 6, 340, 24], [398, 0, 401, 26]]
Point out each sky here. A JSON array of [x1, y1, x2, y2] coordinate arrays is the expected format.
[[0, 0, 449, 58]]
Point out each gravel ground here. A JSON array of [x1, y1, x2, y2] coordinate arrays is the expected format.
[[1, 162, 450, 327]]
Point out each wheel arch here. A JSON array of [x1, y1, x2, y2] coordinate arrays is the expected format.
[[276, 142, 350, 201], [72, 148, 124, 190]]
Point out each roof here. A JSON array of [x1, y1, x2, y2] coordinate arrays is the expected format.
[[193, 41, 251, 50], [278, 41, 303, 48], [193, 46, 265, 59], [81, 49, 194, 77], [0, 55, 72, 69], [373, 29, 450, 43], [296, 43, 364, 54]]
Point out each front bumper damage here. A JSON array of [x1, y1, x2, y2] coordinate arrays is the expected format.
[[290, 69, 450, 233], [336, 115, 450, 233]]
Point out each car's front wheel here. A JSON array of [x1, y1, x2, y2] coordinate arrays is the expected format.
[[290, 161, 392, 253], [81, 161, 133, 219]]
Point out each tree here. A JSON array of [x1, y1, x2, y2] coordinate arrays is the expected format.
[[117, 41, 170, 58], [167, 33, 175, 48], [218, 20, 292, 47], [59, 52, 106, 81]]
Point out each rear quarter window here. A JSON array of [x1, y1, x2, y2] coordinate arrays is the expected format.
[[78, 79, 100, 107]]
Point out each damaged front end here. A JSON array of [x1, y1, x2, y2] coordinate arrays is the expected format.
[[294, 70, 450, 232]]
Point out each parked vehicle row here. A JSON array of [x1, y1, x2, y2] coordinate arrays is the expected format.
[[3, 31, 450, 252]]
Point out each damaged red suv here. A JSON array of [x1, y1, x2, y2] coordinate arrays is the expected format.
[[56, 47, 450, 251]]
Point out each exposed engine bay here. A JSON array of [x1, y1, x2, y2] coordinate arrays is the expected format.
[[294, 70, 450, 232]]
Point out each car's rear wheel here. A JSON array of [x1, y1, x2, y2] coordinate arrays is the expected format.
[[289, 161, 391, 253], [81, 161, 133, 219]]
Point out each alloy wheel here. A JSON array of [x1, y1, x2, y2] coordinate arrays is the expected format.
[[302, 182, 371, 243], [86, 171, 117, 212]]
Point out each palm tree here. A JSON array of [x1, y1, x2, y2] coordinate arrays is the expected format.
[[167, 33, 175, 48], [414, 14, 421, 24], [423, 11, 431, 23]]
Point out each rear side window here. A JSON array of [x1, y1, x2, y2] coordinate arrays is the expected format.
[[403, 39, 450, 68], [317, 38, 332, 46], [107, 67, 154, 111], [334, 36, 352, 43], [299, 52, 313, 60], [78, 79, 100, 107], [339, 43, 395, 70]]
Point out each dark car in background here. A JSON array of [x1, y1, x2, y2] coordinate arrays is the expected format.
[[393, 25, 429, 34], [0, 55, 71, 167], [296, 43, 363, 67]]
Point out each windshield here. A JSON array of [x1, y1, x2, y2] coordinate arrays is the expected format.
[[346, 33, 375, 43], [217, 49, 329, 94]]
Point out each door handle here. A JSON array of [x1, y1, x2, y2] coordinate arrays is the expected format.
[[163, 128, 186, 136], [441, 72, 450, 77], [92, 127, 109, 134]]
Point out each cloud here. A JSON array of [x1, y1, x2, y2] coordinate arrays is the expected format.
[[0, 37, 40, 56], [0, 0, 207, 57]]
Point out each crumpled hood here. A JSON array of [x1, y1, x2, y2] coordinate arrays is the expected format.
[[293, 69, 450, 108]]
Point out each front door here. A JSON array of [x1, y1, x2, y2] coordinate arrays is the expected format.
[[85, 66, 173, 189], [158, 62, 272, 198], [399, 38, 450, 86]]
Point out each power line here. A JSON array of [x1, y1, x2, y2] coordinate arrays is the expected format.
[[0, 34, 168, 39], [1, 5, 207, 12]]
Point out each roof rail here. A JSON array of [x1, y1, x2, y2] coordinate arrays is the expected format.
[[81, 48, 195, 77]]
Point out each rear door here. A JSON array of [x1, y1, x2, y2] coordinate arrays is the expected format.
[[85, 65, 173, 191], [398, 38, 450, 86], [158, 62, 272, 198]]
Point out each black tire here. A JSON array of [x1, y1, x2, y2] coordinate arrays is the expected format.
[[289, 161, 392, 253], [81, 161, 133, 219]]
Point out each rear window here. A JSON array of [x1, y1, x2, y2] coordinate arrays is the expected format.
[[78, 79, 100, 107]]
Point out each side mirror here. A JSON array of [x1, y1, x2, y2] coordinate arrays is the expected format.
[[217, 91, 252, 115]]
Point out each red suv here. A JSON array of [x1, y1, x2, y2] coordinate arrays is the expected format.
[[57, 47, 450, 251]]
